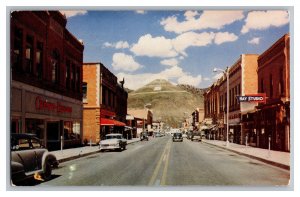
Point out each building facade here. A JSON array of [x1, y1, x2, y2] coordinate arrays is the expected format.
[[82, 62, 127, 144], [10, 11, 84, 150], [254, 34, 290, 152], [204, 54, 259, 144]]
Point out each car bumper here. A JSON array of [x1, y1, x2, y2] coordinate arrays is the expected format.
[[173, 138, 183, 142], [99, 144, 120, 150]]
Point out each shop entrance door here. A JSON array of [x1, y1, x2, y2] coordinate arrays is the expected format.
[[46, 121, 60, 150]]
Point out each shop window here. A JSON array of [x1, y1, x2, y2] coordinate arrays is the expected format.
[[25, 118, 44, 142], [25, 35, 34, 74], [64, 121, 77, 140], [36, 42, 43, 79], [72, 122, 81, 139], [13, 28, 23, 71]]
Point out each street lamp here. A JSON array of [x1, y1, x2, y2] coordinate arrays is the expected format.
[[143, 103, 151, 132], [213, 67, 229, 147]]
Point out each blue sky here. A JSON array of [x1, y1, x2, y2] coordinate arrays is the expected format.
[[61, 9, 289, 90]]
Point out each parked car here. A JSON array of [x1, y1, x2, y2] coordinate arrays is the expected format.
[[99, 133, 127, 151], [140, 132, 149, 141], [191, 132, 202, 142], [172, 132, 183, 142], [155, 132, 163, 137], [11, 133, 59, 184]]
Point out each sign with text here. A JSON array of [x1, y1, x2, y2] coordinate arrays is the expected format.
[[237, 94, 266, 103]]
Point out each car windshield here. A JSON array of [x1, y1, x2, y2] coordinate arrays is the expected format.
[[174, 133, 182, 137], [106, 135, 122, 140]]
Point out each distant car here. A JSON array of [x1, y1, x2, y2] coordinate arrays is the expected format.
[[140, 132, 149, 141], [99, 133, 127, 151], [191, 132, 202, 142], [155, 133, 162, 137], [173, 133, 183, 142], [11, 133, 59, 184]]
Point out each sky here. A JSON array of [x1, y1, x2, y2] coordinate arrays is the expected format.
[[61, 10, 288, 90]]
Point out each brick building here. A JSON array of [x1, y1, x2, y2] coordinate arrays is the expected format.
[[204, 54, 259, 144], [82, 63, 127, 144], [10, 11, 84, 150], [253, 34, 290, 151]]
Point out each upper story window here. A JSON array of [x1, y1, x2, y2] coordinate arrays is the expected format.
[[13, 28, 23, 71], [66, 60, 71, 89], [270, 74, 273, 98], [36, 42, 43, 80], [82, 82, 87, 103], [25, 35, 33, 74], [279, 68, 284, 96], [260, 79, 264, 93], [51, 50, 60, 84]]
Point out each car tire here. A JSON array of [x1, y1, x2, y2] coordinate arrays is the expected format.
[[42, 161, 52, 181]]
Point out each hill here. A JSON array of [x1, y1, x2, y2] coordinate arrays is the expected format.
[[127, 79, 204, 128]]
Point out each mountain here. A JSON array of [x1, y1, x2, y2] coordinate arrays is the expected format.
[[127, 79, 204, 128]]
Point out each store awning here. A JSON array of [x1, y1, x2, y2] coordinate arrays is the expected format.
[[100, 118, 126, 126]]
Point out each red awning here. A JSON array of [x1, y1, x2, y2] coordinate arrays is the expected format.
[[100, 118, 126, 126]]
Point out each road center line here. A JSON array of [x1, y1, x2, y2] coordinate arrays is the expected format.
[[160, 145, 171, 185], [148, 139, 171, 186]]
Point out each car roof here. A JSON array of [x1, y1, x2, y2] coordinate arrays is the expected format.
[[11, 133, 37, 138], [106, 133, 122, 136]]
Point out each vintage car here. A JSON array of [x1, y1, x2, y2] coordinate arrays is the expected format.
[[99, 133, 127, 151], [140, 132, 149, 141], [11, 133, 59, 184], [191, 132, 202, 142], [172, 132, 183, 142]]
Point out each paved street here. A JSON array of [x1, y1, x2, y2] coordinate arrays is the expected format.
[[33, 136, 289, 187]]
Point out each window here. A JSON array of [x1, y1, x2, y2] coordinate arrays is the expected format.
[[279, 68, 284, 96], [76, 67, 80, 92], [66, 60, 71, 89], [270, 74, 273, 98], [260, 79, 264, 93], [25, 35, 33, 74], [82, 82, 87, 102], [13, 28, 23, 70], [36, 42, 43, 79], [51, 50, 60, 84]]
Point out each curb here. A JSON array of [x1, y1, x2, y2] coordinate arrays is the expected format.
[[57, 140, 141, 163], [202, 141, 290, 170]]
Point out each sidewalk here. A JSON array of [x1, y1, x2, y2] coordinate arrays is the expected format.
[[202, 139, 290, 170], [50, 138, 141, 163]]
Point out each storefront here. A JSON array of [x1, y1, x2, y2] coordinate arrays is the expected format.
[[11, 82, 83, 150]]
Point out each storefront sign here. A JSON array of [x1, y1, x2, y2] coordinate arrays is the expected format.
[[237, 94, 266, 103], [35, 96, 72, 113]]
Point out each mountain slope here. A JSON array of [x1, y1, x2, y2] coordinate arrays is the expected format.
[[127, 79, 204, 127]]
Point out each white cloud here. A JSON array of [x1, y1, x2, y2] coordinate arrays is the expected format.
[[160, 58, 179, 67], [177, 75, 202, 86], [60, 10, 87, 18], [116, 66, 202, 90], [172, 32, 215, 56], [214, 32, 238, 45], [203, 77, 210, 81], [241, 10, 289, 34], [179, 56, 185, 60], [161, 10, 244, 34], [103, 41, 129, 49], [130, 34, 178, 58], [112, 53, 142, 72], [136, 10, 146, 14], [115, 41, 130, 49], [248, 37, 261, 45]]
